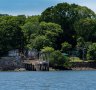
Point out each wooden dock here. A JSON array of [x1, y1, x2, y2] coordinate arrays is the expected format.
[[23, 60, 49, 71]]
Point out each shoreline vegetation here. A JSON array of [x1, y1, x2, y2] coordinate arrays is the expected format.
[[0, 2, 96, 71]]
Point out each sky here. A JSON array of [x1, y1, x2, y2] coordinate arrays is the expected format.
[[0, 0, 95, 16]]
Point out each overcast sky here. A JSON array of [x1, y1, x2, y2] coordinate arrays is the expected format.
[[0, 0, 95, 16]]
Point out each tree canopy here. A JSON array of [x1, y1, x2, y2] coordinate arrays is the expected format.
[[40, 3, 96, 46], [0, 2, 96, 61]]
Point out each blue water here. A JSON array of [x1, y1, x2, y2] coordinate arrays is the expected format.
[[0, 71, 96, 90]]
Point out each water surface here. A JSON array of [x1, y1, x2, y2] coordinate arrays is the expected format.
[[0, 71, 96, 90]]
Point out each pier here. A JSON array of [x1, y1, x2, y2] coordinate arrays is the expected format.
[[23, 60, 49, 71]]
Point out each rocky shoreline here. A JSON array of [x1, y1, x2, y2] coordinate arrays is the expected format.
[[71, 67, 96, 70], [0, 57, 96, 71], [0, 67, 96, 71]]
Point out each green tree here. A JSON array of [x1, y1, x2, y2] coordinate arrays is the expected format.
[[76, 37, 85, 48], [41, 47, 54, 53], [40, 47, 54, 62], [11, 15, 26, 25], [39, 22, 63, 49], [87, 43, 96, 60], [26, 15, 40, 23], [22, 22, 40, 43], [61, 42, 72, 53], [0, 18, 25, 54], [74, 18, 96, 42], [31, 35, 52, 51], [41, 3, 96, 46]]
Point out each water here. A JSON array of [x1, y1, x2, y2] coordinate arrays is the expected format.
[[0, 71, 96, 90]]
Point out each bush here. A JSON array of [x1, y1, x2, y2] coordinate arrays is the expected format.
[[50, 50, 71, 68]]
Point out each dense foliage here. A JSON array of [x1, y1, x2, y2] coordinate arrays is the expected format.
[[40, 3, 96, 46], [0, 2, 96, 63], [87, 43, 96, 60], [50, 50, 71, 68], [61, 42, 72, 53]]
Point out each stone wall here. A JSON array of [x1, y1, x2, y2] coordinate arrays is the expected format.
[[71, 62, 96, 69], [0, 57, 23, 71]]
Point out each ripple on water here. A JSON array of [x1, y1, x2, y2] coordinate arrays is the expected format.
[[0, 71, 96, 90]]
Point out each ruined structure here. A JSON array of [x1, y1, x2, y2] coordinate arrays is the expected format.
[[23, 50, 49, 71], [0, 49, 49, 71]]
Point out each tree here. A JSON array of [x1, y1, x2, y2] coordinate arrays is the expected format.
[[22, 22, 40, 43], [22, 16, 40, 49], [0, 17, 25, 54], [76, 37, 86, 59], [31, 35, 52, 51], [74, 18, 96, 42], [11, 15, 26, 25], [41, 47, 54, 53], [26, 15, 40, 23], [40, 47, 54, 62], [76, 37, 85, 48], [61, 42, 72, 53], [40, 3, 96, 46], [87, 43, 96, 60], [39, 22, 63, 49], [22, 21, 63, 50]]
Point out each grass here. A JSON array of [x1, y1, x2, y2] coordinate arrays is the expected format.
[[70, 57, 95, 62]]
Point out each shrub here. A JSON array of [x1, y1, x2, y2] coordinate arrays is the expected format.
[[50, 50, 71, 68]]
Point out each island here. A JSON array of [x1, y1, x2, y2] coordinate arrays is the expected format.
[[0, 2, 96, 71]]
